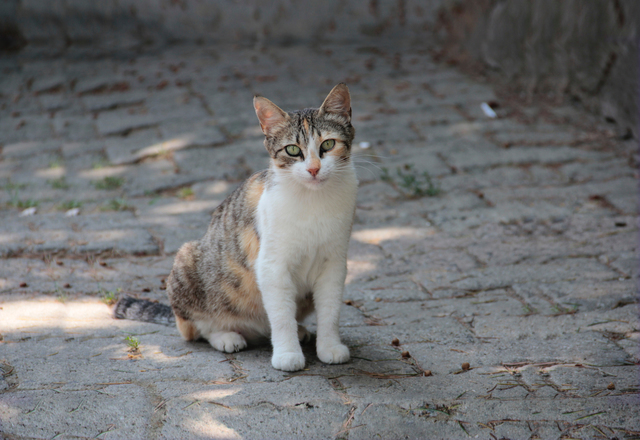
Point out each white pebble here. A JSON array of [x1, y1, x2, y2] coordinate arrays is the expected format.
[[65, 208, 80, 217], [19, 207, 37, 216], [480, 102, 497, 118], [359, 141, 371, 149]]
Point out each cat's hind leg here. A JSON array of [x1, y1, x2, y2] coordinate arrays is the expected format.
[[207, 331, 247, 353], [176, 315, 200, 341], [298, 324, 311, 344], [192, 319, 248, 353]]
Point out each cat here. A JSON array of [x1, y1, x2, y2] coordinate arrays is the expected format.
[[115, 84, 357, 372]]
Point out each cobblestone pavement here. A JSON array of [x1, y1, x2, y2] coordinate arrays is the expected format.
[[0, 43, 638, 439]]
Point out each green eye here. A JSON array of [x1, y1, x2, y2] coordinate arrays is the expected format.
[[285, 145, 301, 156], [320, 139, 335, 152]]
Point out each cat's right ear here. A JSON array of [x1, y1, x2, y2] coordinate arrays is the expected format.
[[254, 96, 289, 137]]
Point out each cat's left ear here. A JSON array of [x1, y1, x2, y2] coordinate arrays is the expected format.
[[254, 96, 289, 137], [319, 83, 351, 122]]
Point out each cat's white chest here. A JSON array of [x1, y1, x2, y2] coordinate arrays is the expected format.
[[255, 171, 357, 290]]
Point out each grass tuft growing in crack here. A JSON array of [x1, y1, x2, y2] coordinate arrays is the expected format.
[[125, 336, 141, 351], [58, 200, 82, 211], [100, 288, 121, 305], [7, 197, 39, 209], [93, 176, 124, 190], [101, 198, 132, 211], [381, 164, 441, 198], [49, 176, 70, 190], [178, 187, 194, 200]]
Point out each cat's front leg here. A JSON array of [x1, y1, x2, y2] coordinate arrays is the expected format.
[[313, 259, 350, 365], [258, 264, 305, 371]]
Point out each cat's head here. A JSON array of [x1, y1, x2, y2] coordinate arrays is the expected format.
[[253, 84, 355, 190]]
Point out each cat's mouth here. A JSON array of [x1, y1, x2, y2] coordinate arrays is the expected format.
[[302, 176, 328, 189]]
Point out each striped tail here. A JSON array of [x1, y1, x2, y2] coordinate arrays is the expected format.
[[113, 296, 175, 326]]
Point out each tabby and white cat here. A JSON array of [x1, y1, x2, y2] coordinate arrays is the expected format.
[[117, 84, 357, 372]]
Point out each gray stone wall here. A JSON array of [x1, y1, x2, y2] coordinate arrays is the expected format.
[[435, 0, 639, 139], [0, 0, 444, 52]]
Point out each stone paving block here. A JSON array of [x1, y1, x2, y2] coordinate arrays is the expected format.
[[336, 371, 492, 406], [460, 394, 640, 432], [466, 235, 587, 266], [428, 202, 575, 235], [0, 213, 159, 256], [0, 73, 24, 97], [37, 92, 72, 112], [173, 142, 270, 183], [445, 145, 611, 171], [104, 128, 163, 165], [80, 89, 148, 111], [96, 109, 165, 136], [30, 74, 68, 95], [372, 147, 453, 179], [155, 122, 227, 149], [73, 75, 121, 95], [122, 158, 183, 197], [546, 364, 639, 397], [157, 375, 341, 407], [406, 332, 628, 374], [153, 230, 200, 255], [438, 163, 531, 191], [1, 140, 62, 159], [160, 399, 349, 439], [449, 259, 617, 292], [560, 157, 635, 183], [349, 404, 478, 440], [492, 128, 581, 145], [343, 317, 475, 348], [0, 385, 153, 439], [51, 114, 98, 140], [62, 140, 105, 158], [357, 119, 424, 144], [523, 280, 637, 311], [0, 115, 55, 143], [0, 257, 171, 295]]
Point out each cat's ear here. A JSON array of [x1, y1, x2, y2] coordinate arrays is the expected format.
[[254, 96, 289, 136], [319, 83, 351, 122]]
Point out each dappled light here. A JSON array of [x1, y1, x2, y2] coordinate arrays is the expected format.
[[352, 226, 437, 246]]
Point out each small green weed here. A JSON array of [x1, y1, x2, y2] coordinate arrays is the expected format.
[[92, 158, 112, 169], [49, 158, 63, 169], [4, 182, 35, 208], [57, 290, 69, 303], [125, 336, 141, 351], [93, 176, 124, 190], [178, 187, 194, 199], [8, 198, 39, 209], [381, 164, 441, 198], [49, 176, 70, 190], [2, 181, 27, 191], [551, 304, 578, 316], [100, 288, 121, 305], [58, 200, 83, 211], [101, 198, 131, 211]]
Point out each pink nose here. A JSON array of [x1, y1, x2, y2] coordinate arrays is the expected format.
[[307, 167, 320, 177]]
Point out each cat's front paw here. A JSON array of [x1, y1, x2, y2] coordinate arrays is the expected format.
[[272, 351, 305, 371], [317, 343, 350, 364]]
